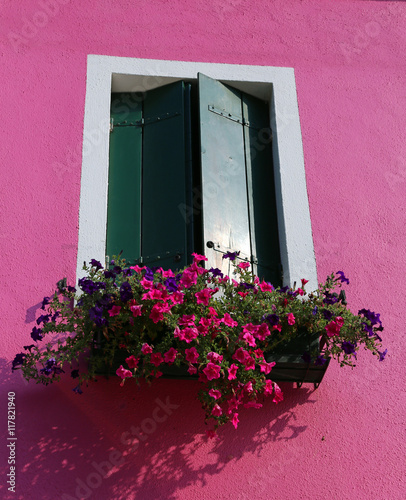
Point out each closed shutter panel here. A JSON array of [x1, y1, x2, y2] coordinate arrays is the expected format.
[[107, 82, 193, 270], [242, 93, 281, 286], [106, 93, 143, 263], [142, 81, 193, 270], [198, 73, 281, 285]]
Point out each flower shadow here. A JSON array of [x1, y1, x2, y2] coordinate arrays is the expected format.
[[1, 357, 318, 500]]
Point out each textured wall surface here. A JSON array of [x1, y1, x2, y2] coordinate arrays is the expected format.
[[0, 1, 405, 499]]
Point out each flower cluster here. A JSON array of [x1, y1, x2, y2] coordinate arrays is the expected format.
[[13, 253, 386, 435]]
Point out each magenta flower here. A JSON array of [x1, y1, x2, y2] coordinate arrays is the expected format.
[[231, 412, 239, 429], [125, 355, 139, 369], [260, 361, 276, 375], [180, 270, 197, 288], [232, 347, 249, 364], [273, 383, 284, 403], [228, 364, 238, 380], [116, 365, 132, 379], [178, 314, 196, 326], [141, 343, 153, 355], [185, 347, 199, 364], [192, 252, 208, 262], [259, 281, 273, 292], [238, 262, 250, 270], [164, 348, 178, 364], [211, 404, 223, 417], [244, 401, 262, 409], [264, 379, 274, 395], [150, 353, 163, 367], [287, 313, 295, 325], [243, 332, 256, 347], [203, 362, 221, 380], [207, 352, 223, 364], [209, 389, 222, 399], [108, 305, 121, 317], [222, 313, 238, 327], [187, 365, 198, 375], [195, 288, 212, 306], [325, 321, 341, 337]]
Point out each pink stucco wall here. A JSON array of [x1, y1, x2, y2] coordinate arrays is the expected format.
[[1, 1, 405, 499]]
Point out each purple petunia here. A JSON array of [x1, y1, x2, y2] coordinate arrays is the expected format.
[[78, 278, 106, 295], [31, 327, 44, 341], [336, 271, 349, 285], [41, 297, 50, 310], [11, 353, 26, 371], [262, 313, 279, 326], [315, 355, 328, 366], [341, 341, 357, 355], [73, 385, 83, 395], [222, 251, 240, 261], [90, 259, 103, 270], [378, 349, 387, 362], [120, 281, 133, 302]]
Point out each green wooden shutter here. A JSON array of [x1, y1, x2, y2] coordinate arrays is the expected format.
[[242, 93, 281, 286], [142, 81, 193, 270], [107, 82, 193, 270], [106, 93, 143, 263], [198, 73, 281, 285]]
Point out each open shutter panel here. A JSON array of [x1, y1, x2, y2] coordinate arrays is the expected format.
[[142, 81, 193, 270], [106, 93, 143, 264], [242, 93, 282, 286], [199, 73, 281, 285], [198, 73, 251, 277]]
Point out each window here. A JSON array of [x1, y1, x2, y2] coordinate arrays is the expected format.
[[107, 74, 281, 284], [77, 57, 317, 290]]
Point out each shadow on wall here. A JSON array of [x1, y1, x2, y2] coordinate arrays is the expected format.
[[0, 354, 318, 500]]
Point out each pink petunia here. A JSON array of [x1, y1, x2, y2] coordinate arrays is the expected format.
[[130, 303, 142, 317], [185, 347, 199, 364], [259, 281, 274, 292], [238, 262, 250, 269], [187, 365, 197, 375], [335, 316, 344, 328], [232, 347, 249, 364], [207, 352, 223, 364], [191, 252, 208, 262], [108, 305, 121, 317], [125, 355, 139, 369], [260, 361, 276, 375], [178, 314, 196, 326], [287, 313, 295, 325], [163, 348, 178, 364], [273, 383, 284, 403], [170, 291, 184, 305], [264, 379, 274, 395], [130, 264, 144, 274], [195, 288, 212, 306], [141, 343, 153, 355], [116, 365, 132, 380], [244, 357, 256, 371], [209, 389, 222, 400], [150, 352, 163, 367], [179, 269, 197, 288], [231, 412, 239, 429], [211, 404, 223, 417], [228, 363, 238, 380], [325, 321, 341, 337], [203, 362, 221, 380], [222, 313, 238, 327], [243, 332, 257, 347]]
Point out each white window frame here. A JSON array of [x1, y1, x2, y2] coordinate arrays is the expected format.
[[77, 55, 317, 290]]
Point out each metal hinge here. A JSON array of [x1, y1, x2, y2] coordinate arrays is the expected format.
[[208, 105, 271, 136], [110, 111, 180, 131]]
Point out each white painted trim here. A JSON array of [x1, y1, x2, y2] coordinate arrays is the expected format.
[[77, 55, 317, 290]]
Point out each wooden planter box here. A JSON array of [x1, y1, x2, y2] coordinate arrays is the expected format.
[[92, 329, 330, 388]]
